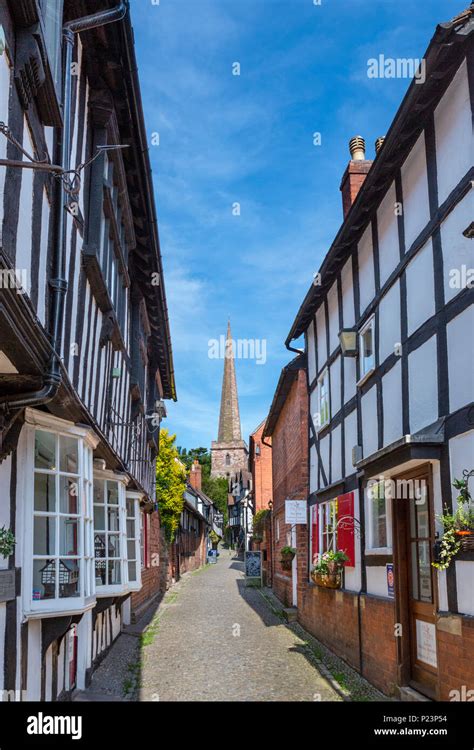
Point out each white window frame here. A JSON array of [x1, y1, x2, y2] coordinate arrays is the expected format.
[[93, 468, 129, 597], [39, 0, 64, 93], [357, 314, 375, 386], [365, 479, 392, 553], [22, 409, 99, 618], [316, 367, 330, 430], [126, 492, 142, 591]]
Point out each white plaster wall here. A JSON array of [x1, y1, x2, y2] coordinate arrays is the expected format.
[[358, 223, 375, 315], [315, 304, 327, 370], [0, 604, 5, 693], [378, 280, 400, 364], [0, 52, 11, 235], [310, 388, 318, 431], [0, 456, 11, 572], [307, 321, 316, 384], [377, 181, 400, 287], [45, 646, 52, 701], [331, 424, 342, 483], [344, 410, 358, 475], [442, 195, 474, 304], [112, 606, 121, 640], [343, 355, 357, 404], [310, 444, 317, 493], [327, 281, 339, 356], [447, 305, 474, 413], [344, 489, 362, 592], [382, 361, 402, 446], [76, 609, 92, 690], [408, 336, 438, 433], [341, 256, 355, 328], [15, 122, 35, 296], [319, 434, 329, 487], [36, 189, 50, 327], [330, 355, 341, 416], [435, 59, 472, 205], [401, 131, 430, 250], [449, 431, 474, 505], [26, 620, 42, 701], [455, 561, 474, 616], [361, 385, 378, 458], [366, 567, 390, 598], [406, 240, 435, 337]]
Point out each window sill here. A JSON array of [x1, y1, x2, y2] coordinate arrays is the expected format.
[[24, 596, 96, 620], [357, 368, 375, 388], [96, 584, 130, 598]]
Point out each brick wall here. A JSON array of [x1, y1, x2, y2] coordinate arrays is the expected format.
[[131, 511, 163, 617], [270, 369, 308, 607], [437, 615, 474, 701], [250, 424, 273, 513]]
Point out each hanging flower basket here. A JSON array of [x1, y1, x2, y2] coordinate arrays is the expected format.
[[455, 530, 474, 551], [311, 570, 342, 589], [280, 546, 296, 571]]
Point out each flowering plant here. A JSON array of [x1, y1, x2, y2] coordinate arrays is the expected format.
[[312, 549, 348, 575]]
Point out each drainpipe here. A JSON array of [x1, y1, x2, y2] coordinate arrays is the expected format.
[[0, 2, 128, 415]]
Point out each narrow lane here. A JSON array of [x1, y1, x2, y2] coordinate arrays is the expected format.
[[139, 552, 342, 702]]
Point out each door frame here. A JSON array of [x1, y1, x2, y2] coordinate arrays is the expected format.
[[392, 462, 440, 699]]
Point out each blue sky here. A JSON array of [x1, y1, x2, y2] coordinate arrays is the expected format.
[[131, 0, 463, 450]]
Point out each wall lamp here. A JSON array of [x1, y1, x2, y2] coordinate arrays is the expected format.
[[339, 329, 357, 357]]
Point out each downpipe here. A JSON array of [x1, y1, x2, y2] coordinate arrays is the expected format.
[[0, 2, 128, 416]]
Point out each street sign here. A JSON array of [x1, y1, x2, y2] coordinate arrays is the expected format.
[[285, 499, 307, 525]]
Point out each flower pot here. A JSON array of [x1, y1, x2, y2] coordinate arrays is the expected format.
[[281, 558, 293, 571], [455, 530, 474, 551], [311, 570, 342, 589]]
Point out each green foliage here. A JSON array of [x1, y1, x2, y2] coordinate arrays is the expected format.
[[156, 430, 186, 543], [432, 476, 474, 570], [0, 526, 16, 559], [280, 545, 296, 557], [177, 445, 228, 524], [312, 550, 348, 574], [209, 529, 220, 543], [252, 509, 270, 538]]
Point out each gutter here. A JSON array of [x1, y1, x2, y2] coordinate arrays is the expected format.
[[0, 2, 127, 415]]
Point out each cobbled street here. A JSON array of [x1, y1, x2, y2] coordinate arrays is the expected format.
[[138, 553, 341, 702]]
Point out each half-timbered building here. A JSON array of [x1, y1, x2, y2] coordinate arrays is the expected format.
[[285, 7, 473, 700], [0, 0, 175, 700]]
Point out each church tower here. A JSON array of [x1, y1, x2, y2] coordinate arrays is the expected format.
[[210, 321, 248, 478]]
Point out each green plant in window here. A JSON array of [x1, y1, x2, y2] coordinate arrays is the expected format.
[[0, 526, 16, 559], [432, 476, 473, 570], [312, 549, 348, 575]]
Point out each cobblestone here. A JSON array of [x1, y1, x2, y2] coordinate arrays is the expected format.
[[138, 553, 342, 702]]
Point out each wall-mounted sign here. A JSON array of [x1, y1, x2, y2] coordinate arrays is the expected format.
[[0, 569, 16, 602], [416, 619, 437, 668], [386, 563, 394, 599], [285, 499, 307, 525]]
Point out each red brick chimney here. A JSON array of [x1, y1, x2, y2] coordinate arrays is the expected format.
[[340, 136, 372, 219], [189, 459, 202, 492]]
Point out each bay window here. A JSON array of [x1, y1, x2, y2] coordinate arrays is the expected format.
[[126, 492, 142, 590], [24, 410, 99, 616], [93, 470, 129, 595]]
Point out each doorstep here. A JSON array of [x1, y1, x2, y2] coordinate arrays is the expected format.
[[399, 686, 431, 702], [282, 607, 298, 623]]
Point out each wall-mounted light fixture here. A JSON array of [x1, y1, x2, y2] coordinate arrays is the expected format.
[[339, 329, 357, 357]]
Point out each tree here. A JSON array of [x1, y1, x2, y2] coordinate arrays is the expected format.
[[157, 430, 186, 542], [177, 446, 228, 524]]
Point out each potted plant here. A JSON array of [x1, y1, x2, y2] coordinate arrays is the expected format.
[[311, 550, 348, 589], [0, 526, 16, 559], [280, 545, 296, 570], [432, 476, 474, 570]]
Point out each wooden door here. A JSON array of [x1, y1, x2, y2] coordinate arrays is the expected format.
[[397, 467, 439, 698]]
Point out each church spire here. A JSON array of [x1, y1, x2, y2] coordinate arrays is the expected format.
[[217, 320, 242, 442], [210, 320, 248, 478]]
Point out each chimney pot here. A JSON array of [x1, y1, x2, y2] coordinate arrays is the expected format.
[[349, 135, 366, 161], [375, 136, 385, 154]]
